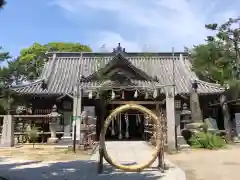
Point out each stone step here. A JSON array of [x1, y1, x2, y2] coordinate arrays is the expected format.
[[178, 144, 190, 150], [54, 145, 71, 149], [177, 135, 190, 151], [233, 139, 240, 144], [233, 137, 240, 143], [177, 135, 187, 145], [57, 137, 72, 146]]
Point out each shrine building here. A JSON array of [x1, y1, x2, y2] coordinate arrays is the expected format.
[[10, 43, 225, 149]]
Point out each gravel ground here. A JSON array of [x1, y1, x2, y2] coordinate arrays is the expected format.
[[166, 144, 240, 180], [0, 142, 184, 180], [0, 144, 90, 161]]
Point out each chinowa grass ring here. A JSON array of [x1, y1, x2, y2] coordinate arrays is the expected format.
[[100, 104, 163, 172]]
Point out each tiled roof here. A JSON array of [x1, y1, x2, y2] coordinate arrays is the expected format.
[[11, 51, 225, 95]]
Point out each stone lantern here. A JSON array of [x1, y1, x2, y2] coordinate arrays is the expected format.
[[183, 102, 204, 135], [177, 103, 192, 149], [180, 103, 192, 130], [47, 104, 61, 143]]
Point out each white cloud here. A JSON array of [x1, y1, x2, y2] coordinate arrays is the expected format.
[[52, 0, 240, 51]]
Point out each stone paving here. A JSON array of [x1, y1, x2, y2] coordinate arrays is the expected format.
[[0, 141, 185, 180]]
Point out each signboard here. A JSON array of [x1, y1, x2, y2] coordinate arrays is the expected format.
[[62, 100, 72, 110], [84, 106, 96, 125], [84, 106, 95, 118], [72, 116, 81, 121]]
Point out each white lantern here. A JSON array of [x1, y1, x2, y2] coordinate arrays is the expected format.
[[121, 91, 125, 99], [88, 91, 93, 99], [134, 90, 138, 98], [153, 89, 158, 98], [111, 90, 115, 100]]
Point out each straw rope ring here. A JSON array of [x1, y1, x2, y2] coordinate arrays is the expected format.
[[100, 104, 162, 172]]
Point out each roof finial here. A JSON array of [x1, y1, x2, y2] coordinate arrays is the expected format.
[[113, 42, 126, 55], [116, 43, 122, 52]]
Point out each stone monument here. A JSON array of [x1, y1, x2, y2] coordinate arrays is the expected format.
[[233, 113, 240, 143], [190, 80, 203, 122], [235, 113, 240, 137], [0, 115, 14, 147], [204, 116, 218, 133]]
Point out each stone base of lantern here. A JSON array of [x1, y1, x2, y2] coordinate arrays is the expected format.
[[233, 136, 240, 143], [58, 136, 72, 146], [47, 137, 59, 144]]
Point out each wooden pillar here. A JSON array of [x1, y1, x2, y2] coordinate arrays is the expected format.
[[96, 101, 100, 141], [155, 103, 164, 170], [98, 99, 105, 174], [166, 86, 176, 151], [72, 89, 82, 143]]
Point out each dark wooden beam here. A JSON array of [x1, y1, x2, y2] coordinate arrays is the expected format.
[[109, 100, 165, 105]]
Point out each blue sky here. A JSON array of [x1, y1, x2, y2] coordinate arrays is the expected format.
[[0, 0, 239, 57]]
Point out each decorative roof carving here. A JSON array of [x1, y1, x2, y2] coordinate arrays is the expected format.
[[113, 43, 126, 55]]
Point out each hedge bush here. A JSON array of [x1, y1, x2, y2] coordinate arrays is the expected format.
[[189, 132, 226, 150]]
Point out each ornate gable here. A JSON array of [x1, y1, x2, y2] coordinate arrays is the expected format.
[[83, 43, 154, 83]]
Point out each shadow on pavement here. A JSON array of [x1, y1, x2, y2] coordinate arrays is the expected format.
[[0, 158, 165, 180]]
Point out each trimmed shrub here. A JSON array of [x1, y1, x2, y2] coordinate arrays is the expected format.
[[189, 132, 226, 149], [27, 126, 39, 148]]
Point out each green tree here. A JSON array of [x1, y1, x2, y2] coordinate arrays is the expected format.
[[191, 17, 240, 98], [19, 42, 92, 80], [0, 42, 92, 113], [190, 17, 240, 142], [0, 0, 6, 9], [0, 46, 10, 62]]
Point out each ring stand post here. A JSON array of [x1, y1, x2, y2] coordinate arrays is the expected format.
[[98, 132, 104, 174], [157, 147, 164, 172], [98, 103, 104, 174], [72, 118, 76, 153]]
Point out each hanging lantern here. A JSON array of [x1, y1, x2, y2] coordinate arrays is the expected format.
[[111, 90, 115, 100], [134, 90, 138, 98], [121, 91, 125, 99], [145, 91, 149, 99], [88, 91, 93, 99], [153, 89, 158, 98]]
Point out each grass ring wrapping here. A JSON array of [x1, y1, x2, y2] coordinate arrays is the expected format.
[[100, 104, 162, 172]]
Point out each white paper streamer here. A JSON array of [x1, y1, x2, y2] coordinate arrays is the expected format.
[[153, 89, 158, 98], [88, 91, 93, 99], [145, 92, 149, 99], [125, 113, 129, 138], [136, 114, 141, 127], [111, 90, 115, 100], [134, 90, 138, 98], [121, 91, 125, 99], [111, 115, 115, 136], [118, 114, 122, 139]]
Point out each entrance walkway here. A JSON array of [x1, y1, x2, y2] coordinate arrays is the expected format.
[[89, 141, 186, 180], [0, 142, 185, 180]]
